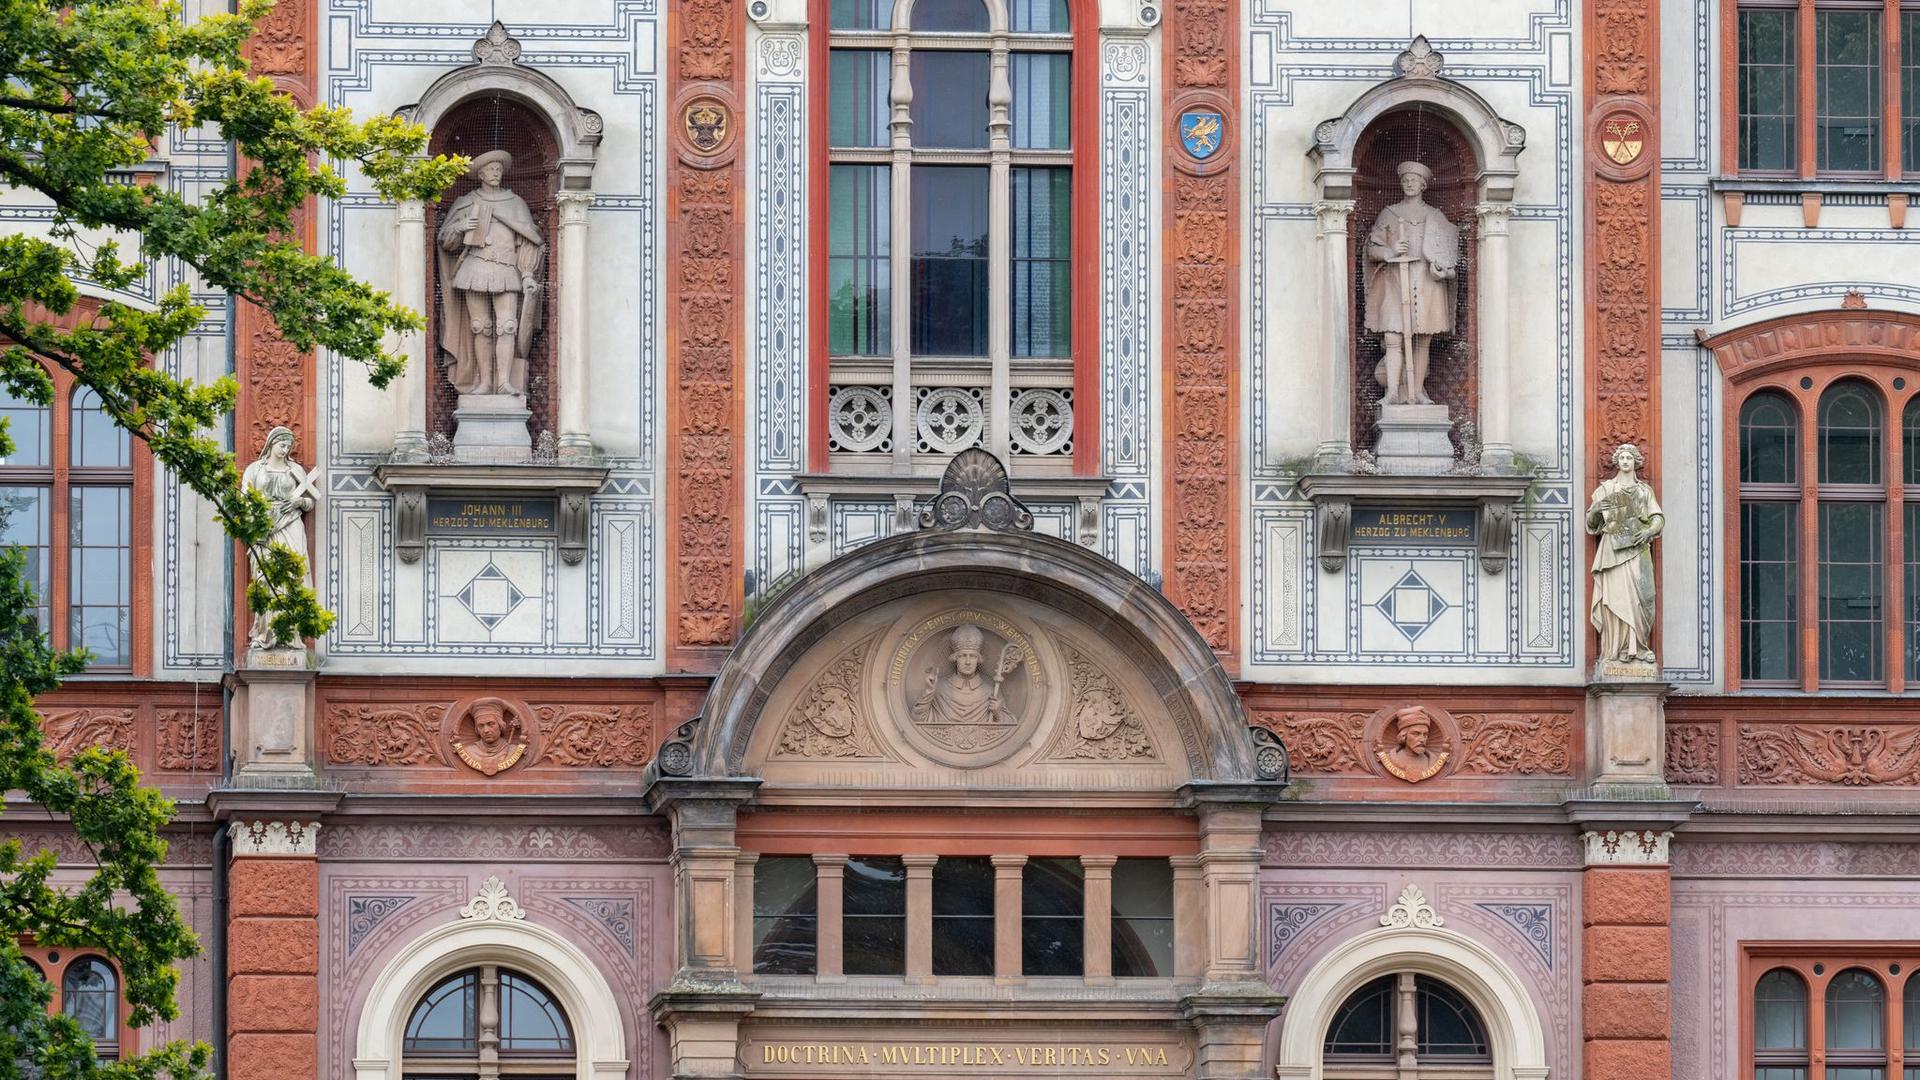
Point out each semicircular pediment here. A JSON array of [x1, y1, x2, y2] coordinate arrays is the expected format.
[[743, 590, 1182, 790]]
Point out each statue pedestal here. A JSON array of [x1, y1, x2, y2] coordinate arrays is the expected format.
[[1373, 403, 1455, 473], [1585, 675, 1668, 789], [453, 393, 533, 463], [232, 651, 318, 789]]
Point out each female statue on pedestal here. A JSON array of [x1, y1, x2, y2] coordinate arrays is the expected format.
[[1587, 443, 1663, 667], [242, 426, 317, 650]]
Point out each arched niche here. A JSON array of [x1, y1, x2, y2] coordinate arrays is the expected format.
[[398, 22, 602, 191], [1273, 919, 1550, 1080], [352, 881, 628, 1080], [686, 526, 1261, 792]]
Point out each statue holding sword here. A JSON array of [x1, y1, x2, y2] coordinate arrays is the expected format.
[[1364, 160, 1459, 407]]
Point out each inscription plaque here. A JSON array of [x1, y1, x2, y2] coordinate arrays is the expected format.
[[1348, 506, 1476, 546], [426, 497, 557, 535]]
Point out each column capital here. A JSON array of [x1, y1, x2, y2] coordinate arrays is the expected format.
[[1312, 198, 1356, 234], [901, 853, 940, 870], [1475, 200, 1514, 234], [990, 853, 1029, 871], [555, 188, 595, 221], [395, 198, 426, 224], [1581, 828, 1673, 867], [1079, 855, 1119, 871], [812, 853, 850, 868], [228, 819, 321, 857]]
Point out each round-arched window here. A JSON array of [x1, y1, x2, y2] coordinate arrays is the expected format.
[[401, 965, 574, 1078], [1323, 972, 1491, 1079], [61, 956, 118, 1061]]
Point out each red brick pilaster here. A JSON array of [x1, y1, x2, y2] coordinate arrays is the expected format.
[[1581, 830, 1672, 1080], [226, 821, 321, 1080]]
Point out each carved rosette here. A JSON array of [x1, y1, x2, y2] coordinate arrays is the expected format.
[[774, 639, 883, 759], [1162, 0, 1237, 661], [1043, 645, 1157, 761]]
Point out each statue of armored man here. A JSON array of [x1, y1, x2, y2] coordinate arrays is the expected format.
[[436, 149, 545, 400], [1364, 160, 1459, 406]]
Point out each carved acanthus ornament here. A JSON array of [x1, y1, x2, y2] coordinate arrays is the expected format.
[[326, 705, 443, 766], [1739, 725, 1920, 787], [1380, 885, 1443, 929], [1456, 713, 1572, 776], [1257, 712, 1368, 774], [536, 705, 652, 767], [1045, 646, 1155, 761], [42, 709, 136, 761], [1253, 706, 1572, 781], [460, 876, 527, 922], [323, 696, 655, 770], [775, 640, 881, 759], [1664, 723, 1719, 785], [156, 709, 221, 771]]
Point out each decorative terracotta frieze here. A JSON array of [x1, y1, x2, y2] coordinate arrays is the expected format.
[[1252, 705, 1573, 782], [1663, 721, 1719, 785], [665, 0, 745, 669], [322, 695, 653, 773], [1162, 0, 1238, 664], [1738, 724, 1920, 787], [36, 691, 221, 776]]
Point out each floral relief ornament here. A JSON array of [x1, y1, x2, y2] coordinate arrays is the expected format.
[[459, 876, 527, 922], [1582, 829, 1671, 866], [1380, 884, 1444, 929]]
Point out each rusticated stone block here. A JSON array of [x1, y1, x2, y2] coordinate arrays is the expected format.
[[229, 1033, 316, 1080], [1582, 925, 1669, 983], [1582, 982, 1669, 1038], [1582, 868, 1669, 926], [1583, 1038, 1668, 1080], [228, 975, 317, 1032], [228, 917, 318, 975], [229, 858, 318, 918]]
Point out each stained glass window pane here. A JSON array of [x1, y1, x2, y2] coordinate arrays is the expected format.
[[1739, 9, 1798, 171], [831, 51, 890, 147], [829, 165, 892, 357], [1010, 54, 1070, 149], [1011, 167, 1071, 358], [910, 166, 989, 356], [1816, 10, 1881, 173], [909, 52, 989, 148], [70, 485, 130, 667]]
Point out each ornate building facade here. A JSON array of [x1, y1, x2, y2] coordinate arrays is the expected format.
[[7, 0, 1920, 1078]]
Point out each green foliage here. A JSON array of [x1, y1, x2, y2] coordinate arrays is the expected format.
[[0, 0, 461, 1074]]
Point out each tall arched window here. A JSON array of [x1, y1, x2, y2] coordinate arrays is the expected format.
[[1825, 968, 1887, 1078], [1752, 967, 1809, 1078], [1322, 973, 1492, 1079], [1817, 382, 1885, 683], [1740, 390, 1801, 682], [61, 956, 119, 1062], [401, 966, 575, 1078], [820, 0, 1086, 469]]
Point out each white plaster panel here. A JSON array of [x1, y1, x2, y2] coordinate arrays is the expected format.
[[1282, 0, 1429, 39], [1519, 518, 1561, 655], [1659, 344, 1715, 684], [336, 505, 386, 643], [1727, 231, 1920, 316], [594, 508, 648, 648], [1661, 196, 1701, 314], [1254, 218, 1321, 467], [1253, 510, 1308, 655], [431, 546, 549, 647], [1507, 220, 1564, 459], [1659, 0, 1709, 168], [1356, 556, 1468, 656]]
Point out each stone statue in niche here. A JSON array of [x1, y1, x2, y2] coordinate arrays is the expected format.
[[1374, 704, 1449, 782], [911, 623, 1022, 730], [243, 426, 317, 653], [1588, 442, 1663, 671], [437, 149, 545, 399], [451, 697, 529, 776], [1365, 161, 1458, 406]]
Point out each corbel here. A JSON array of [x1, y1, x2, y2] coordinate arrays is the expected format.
[[394, 488, 427, 564], [1477, 497, 1515, 575], [558, 490, 590, 565], [1076, 494, 1102, 549], [1316, 496, 1351, 574]]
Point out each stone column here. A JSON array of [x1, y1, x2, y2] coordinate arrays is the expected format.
[[1081, 855, 1116, 984], [1313, 199, 1357, 469], [391, 199, 429, 460], [1581, 830, 1673, 1080], [733, 852, 758, 972], [1475, 201, 1515, 470], [991, 853, 1027, 983], [226, 821, 321, 1080], [813, 854, 847, 982], [1170, 854, 1205, 978], [903, 854, 937, 984], [888, 36, 914, 471], [986, 39, 1013, 462], [647, 783, 759, 1080], [555, 190, 595, 460]]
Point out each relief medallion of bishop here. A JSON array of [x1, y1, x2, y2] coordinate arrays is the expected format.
[[906, 621, 1030, 753]]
